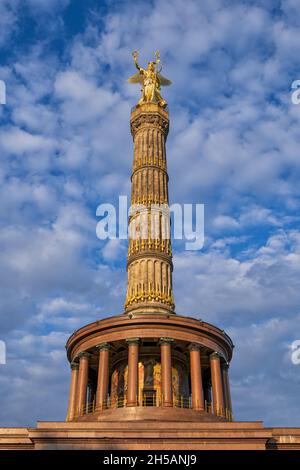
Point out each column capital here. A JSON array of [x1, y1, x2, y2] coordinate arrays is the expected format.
[[77, 351, 91, 360], [96, 342, 111, 351], [210, 351, 221, 360], [126, 337, 140, 345], [159, 337, 174, 345], [188, 343, 202, 352], [221, 362, 230, 370], [70, 362, 79, 370]]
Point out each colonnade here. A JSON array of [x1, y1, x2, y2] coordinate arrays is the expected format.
[[67, 339, 232, 421]]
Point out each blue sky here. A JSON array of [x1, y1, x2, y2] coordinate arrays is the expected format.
[[0, 0, 300, 427]]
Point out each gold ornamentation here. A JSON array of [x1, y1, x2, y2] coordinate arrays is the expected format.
[[125, 286, 175, 309], [128, 51, 171, 108], [127, 238, 172, 256], [131, 194, 168, 205], [133, 158, 166, 170], [130, 112, 169, 136]]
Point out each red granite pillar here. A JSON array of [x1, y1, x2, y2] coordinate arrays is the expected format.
[[126, 338, 139, 407], [222, 362, 233, 420], [96, 343, 110, 410], [210, 352, 225, 417], [189, 344, 204, 410], [76, 352, 90, 416], [66, 362, 79, 421], [160, 338, 173, 407]]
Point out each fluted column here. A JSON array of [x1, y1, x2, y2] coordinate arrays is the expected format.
[[189, 344, 204, 411], [210, 352, 225, 417], [125, 104, 175, 315], [160, 337, 173, 407], [222, 363, 233, 420], [76, 352, 90, 416], [126, 338, 139, 406], [66, 362, 79, 421], [96, 343, 110, 409]]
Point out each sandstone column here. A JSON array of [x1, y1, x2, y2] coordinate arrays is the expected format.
[[210, 352, 225, 417], [160, 337, 173, 407], [126, 338, 139, 407], [125, 103, 175, 315], [189, 344, 204, 411], [76, 352, 90, 416], [96, 343, 110, 410], [66, 362, 79, 421]]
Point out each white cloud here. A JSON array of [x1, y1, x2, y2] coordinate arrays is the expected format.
[[54, 70, 120, 124], [174, 229, 300, 325], [0, 1, 18, 46], [0, 127, 54, 154], [102, 239, 126, 261], [0, 0, 300, 428], [213, 215, 240, 231]]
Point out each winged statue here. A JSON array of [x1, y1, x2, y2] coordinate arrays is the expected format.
[[128, 50, 172, 108]]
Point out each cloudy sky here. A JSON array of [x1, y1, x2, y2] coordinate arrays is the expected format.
[[0, 0, 300, 427]]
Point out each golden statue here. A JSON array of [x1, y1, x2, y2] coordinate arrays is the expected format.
[[128, 50, 171, 107]]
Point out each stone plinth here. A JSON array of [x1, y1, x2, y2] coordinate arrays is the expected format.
[[1, 421, 300, 450]]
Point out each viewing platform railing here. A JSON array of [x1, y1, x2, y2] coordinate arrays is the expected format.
[[73, 396, 233, 421]]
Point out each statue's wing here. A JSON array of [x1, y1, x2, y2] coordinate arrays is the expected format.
[[127, 72, 143, 84], [158, 73, 172, 86]]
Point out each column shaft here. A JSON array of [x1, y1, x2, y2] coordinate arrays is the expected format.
[[210, 353, 225, 417], [127, 339, 139, 406], [189, 345, 204, 410], [76, 353, 89, 416], [66, 363, 79, 421], [222, 364, 233, 419], [96, 344, 110, 409], [160, 338, 173, 407]]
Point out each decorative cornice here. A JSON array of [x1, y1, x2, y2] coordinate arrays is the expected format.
[[130, 112, 169, 136], [66, 313, 234, 363]]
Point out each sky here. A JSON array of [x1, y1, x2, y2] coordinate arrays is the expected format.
[[0, 0, 299, 427]]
